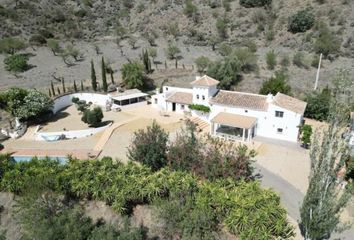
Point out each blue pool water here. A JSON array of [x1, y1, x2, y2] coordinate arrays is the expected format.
[[11, 156, 68, 164]]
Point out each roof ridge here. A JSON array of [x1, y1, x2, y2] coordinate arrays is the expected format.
[[219, 90, 268, 98]]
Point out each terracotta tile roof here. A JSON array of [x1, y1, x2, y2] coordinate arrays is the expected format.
[[210, 90, 268, 111], [273, 93, 307, 115], [166, 92, 193, 105], [211, 112, 257, 129], [190, 75, 220, 87]]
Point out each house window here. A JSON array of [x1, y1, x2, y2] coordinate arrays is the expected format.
[[277, 128, 283, 134], [154, 99, 158, 104], [197, 94, 199, 99], [181, 104, 185, 110], [165, 87, 168, 91], [275, 111, 284, 118], [245, 110, 248, 113], [202, 95, 205, 100]]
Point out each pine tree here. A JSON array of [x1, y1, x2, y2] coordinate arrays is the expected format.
[[299, 70, 353, 240], [73, 80, 78, 92], [101, 57, 108, 92], [61, 78, 66, 93], [51, 81, 56, 96], [81, 80, 84, 91], [91, 59, 97, 91]]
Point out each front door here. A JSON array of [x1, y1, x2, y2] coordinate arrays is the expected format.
[[172, 102, 176, 111]]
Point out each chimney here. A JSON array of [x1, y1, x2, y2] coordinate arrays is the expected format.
[[266, 93, 273, 103]]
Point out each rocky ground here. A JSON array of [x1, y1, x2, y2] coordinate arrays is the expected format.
[[0, 0, 353, 97]]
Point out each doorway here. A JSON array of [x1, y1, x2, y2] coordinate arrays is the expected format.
[[172, 102, 176, 111]]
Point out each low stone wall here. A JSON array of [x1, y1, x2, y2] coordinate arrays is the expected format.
[[35, 122, 112, 141], [52, 92, 110, 114]]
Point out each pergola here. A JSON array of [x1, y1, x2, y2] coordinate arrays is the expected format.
[[110, 89, 148, 106], [210, 112, 257, 142]]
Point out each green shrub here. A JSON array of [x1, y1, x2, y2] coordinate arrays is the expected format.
[[38, 29, 54, 39], [311, 54, 320, 68], [216, 18, 228, 39], [240, 0, 272, 8], [266, 50, 277, 70], [128, 121, 169, 171], [72, 97, 80, 104], [188, 104, 211, 113], [121, 61, 145, 89], [259, 71, 291, 95], [280, 55, 290, 68], [207, 48, 257, 89], [0, 37, 26, 54], [293, 52, 308, 68], [195, 56, 210, 74], [218, 42, 232, 56], [184, 0, 198, 18], [288, 9, 315, 33], [4, 54, 30, 72], [81, 107, 103, 127], [304, 87, 331, 121], [75, 8, 87, 18], [314, 22, 341, 57], [300, 124, 312, 148], [29, 34, 47, 46]]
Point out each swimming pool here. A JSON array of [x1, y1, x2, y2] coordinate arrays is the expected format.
[[11, 156, 68, 163]]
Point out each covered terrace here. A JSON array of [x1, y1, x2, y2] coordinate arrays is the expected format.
[[210, 112, 257, 142], [109, 89, 149, 106]]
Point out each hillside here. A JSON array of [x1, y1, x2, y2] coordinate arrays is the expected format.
[[0, 0, 353, 96]]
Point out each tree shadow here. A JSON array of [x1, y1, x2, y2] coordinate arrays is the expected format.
[[92, 120, 113, 128], [39, 111, 71, 127]]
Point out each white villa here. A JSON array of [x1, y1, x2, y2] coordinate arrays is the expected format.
[[152, 75, 307, 142]]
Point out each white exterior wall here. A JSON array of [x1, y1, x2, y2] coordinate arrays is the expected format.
[[151, 86, 193, 111], [210, 104, 268, 137], [35, 123, 112, 141], [192, 86, 210, 106], [266, 104, 302, 142], [151, 85, 304, 142], [52, 93, 110, 113], [210, 103, 302, 142], [165, 102, 189, 114]]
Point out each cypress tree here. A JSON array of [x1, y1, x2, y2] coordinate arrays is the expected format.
[[57, 87, 61, 95], [51, 81, 56, 96], [142, 49, 152, 74], [73, 80, 78, 92], [61, 78, 66, 93], [91, 59, 97, 91], [110, 71, 115, 84], [48, 89, 52, 97], [101, 57, 108, 92], [299, 71, 352, 240], [81, 80, 84, 91]]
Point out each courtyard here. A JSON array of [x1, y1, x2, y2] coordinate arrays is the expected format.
[[2, 104, 184, 160]]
